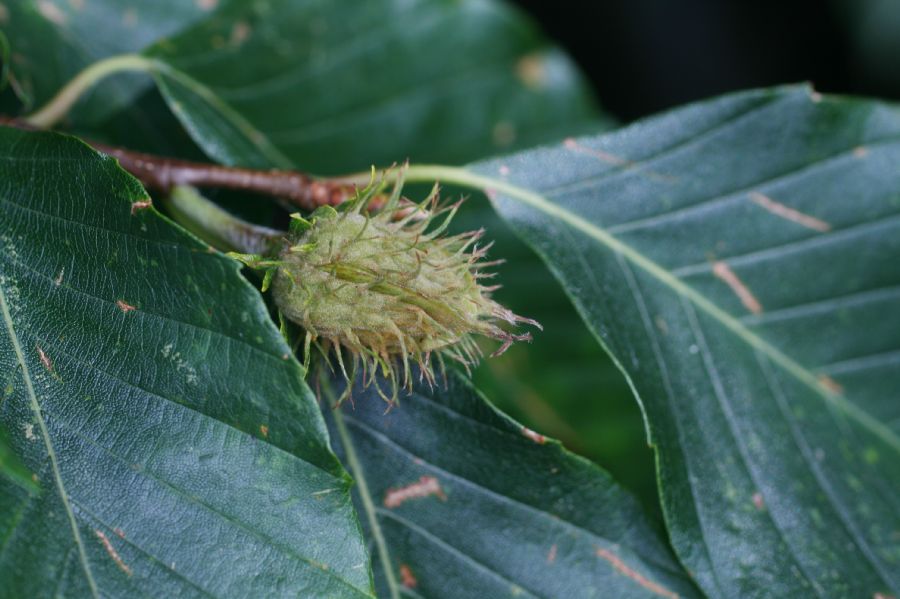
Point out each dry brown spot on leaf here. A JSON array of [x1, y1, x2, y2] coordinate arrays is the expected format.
[[752, 492, 765, 511], [748, 192, 831, 233], [596, 547, 679, 599], [521, 426, 546, 444], [95, 530, 132, 576], [547, 544, 558, 564], [712, 261, 762, 315], [399, 564, 418, 589], [818, 375, 844, 395], [116, 299, 137, 313], [564, 137, 630, 168], [130, 199, 152, 215], [36, 345, 53, 372], [384, 475, 447, 508], [563, 138, 677, 182]]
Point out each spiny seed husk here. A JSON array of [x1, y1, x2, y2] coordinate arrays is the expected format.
[[271, 180, 538, 402]]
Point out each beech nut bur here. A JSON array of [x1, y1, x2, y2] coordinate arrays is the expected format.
[[235, 173, 539, 404]]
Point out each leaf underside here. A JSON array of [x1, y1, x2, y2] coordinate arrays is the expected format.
[[470, 86, 900, 598]]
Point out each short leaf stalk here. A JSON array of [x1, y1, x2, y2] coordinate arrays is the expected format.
[[171, 170, 540, 406]]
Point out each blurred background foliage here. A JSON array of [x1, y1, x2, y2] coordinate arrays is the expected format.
[[2, 0, 898, 520]]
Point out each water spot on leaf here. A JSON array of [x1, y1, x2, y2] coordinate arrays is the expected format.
[[121, 8, 137, 27], [37, 1, 66, 25], [230, 21, 251, 47], [160, 343, 198, 385], [516, 53, 546, 89], [863, 447, 879, 464], [492, 121, 516, 147]]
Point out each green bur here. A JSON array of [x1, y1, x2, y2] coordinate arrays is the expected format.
[[168, 175, 540, 403], [272, 180, 539, 401]]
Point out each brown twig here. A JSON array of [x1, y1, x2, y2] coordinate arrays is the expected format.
[[0, 116, 359, 210], [91, 142, 358, 210]]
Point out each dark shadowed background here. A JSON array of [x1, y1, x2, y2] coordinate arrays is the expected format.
[[513, 0, 900, 121]]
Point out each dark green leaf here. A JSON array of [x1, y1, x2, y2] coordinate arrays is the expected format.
[[0, 126, 372, 598], [144, 0, 603, 172], [2, 0, 607, 172], [409, 86, 900, 598], [324, 372, 700, 599]]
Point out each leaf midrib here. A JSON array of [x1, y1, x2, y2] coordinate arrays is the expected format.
[[325, 380, 398, 599], [0, 280, 100, 598], [614, 252, 727, 595]]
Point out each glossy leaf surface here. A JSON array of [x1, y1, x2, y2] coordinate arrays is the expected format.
[[325, 373, 700, 599], [0, 127, 372, 598]]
